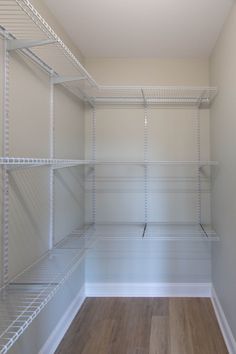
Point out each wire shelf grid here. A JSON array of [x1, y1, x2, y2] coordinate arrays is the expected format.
[[0, 157, 218, 169], [0, 248, 85, 354], [78, 223, 219, 242]]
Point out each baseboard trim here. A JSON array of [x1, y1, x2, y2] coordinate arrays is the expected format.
[[39, 285, 86, 354], [86, 282, 211, 297], [211, 287, 236, 354]]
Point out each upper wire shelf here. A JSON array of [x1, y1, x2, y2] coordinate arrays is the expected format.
[[86, 86, 218, 106], [0, 0, 217, 106]]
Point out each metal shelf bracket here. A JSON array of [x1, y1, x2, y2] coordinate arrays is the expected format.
[[53, 76, 87, 84], [7, 39, 57, 51]]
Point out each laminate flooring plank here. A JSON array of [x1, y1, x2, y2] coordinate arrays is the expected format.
[[149, 316, 169, 354], [184, 298, 214, 354], [169, 298, 194, 354], [109, 298, 151, 354], [200, 298, 228, 354]]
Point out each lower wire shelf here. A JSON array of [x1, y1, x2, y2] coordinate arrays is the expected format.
[[76, 223, 219, 242], [0, 248, 85, 354]]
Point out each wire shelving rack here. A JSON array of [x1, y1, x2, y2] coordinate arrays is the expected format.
[[0, 0, 219, 352]]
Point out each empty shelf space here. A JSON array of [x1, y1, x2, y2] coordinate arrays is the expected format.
[[0, 248, 85, 353], [11, 249, 84, 285], [145, 224, 218, 240], [56, 227, 97, 250], [0, 284, 55, 353]]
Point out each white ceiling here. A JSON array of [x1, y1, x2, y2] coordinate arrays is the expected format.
[[43, 0, 233, 58]]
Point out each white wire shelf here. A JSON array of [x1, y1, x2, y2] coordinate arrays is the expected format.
[[55, 226, 97, 250], [0, 0, 97, 87], [0, 157, 93, 169], [0, 248, 85, 354], [92, 160, 218, 166], [0, 158, 219, 168], [0, 1, 217, 106], [86, 86, 218, 106], [73, 223, 219, 242]]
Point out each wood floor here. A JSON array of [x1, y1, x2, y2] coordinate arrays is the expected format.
[[55, 298, 228, 354]]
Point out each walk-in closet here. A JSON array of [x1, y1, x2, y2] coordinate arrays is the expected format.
[[0, 0, 236, 353]]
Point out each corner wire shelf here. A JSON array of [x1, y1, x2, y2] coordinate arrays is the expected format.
[[0, 0, 217, 106], [0, 222, 96, 354]]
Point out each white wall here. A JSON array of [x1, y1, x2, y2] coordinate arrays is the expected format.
[[85, 60, 212, 284], [210, 2, 236, 342]]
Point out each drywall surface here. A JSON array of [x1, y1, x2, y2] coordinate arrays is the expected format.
[[210, 2, 236, 342], [85, 58, 209, 86]]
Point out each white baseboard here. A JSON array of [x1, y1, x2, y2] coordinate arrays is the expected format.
[[86, 282, 211, 297], [39, 286, 86, 354], [211, 287, 236, 354]]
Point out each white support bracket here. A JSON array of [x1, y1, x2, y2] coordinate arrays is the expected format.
[[141, 88, 148, 107], [7, 39, 57, 51], [53, 76, 87, 84]]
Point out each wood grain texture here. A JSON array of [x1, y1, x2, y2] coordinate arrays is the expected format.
[[55, 297, 228, 354]]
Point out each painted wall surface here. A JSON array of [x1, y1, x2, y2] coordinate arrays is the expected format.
[[84, 60, 212, 284], [210, 2, 236, 341], [85, 58, 209, 86]]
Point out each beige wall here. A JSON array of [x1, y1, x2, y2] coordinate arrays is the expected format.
[[85, 58, 209, 85], [210, 1, 236, 343]]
